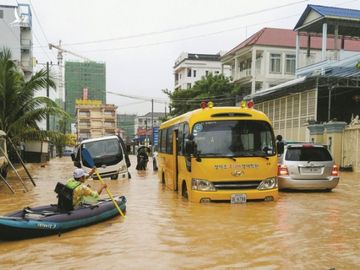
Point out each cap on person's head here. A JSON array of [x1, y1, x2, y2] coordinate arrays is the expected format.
[[73, 168, 88, 179]]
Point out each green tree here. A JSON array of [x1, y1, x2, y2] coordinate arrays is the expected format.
[[164, 73, 243, 116], [0, 48, 68, 145]]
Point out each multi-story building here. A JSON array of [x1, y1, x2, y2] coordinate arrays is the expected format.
[[75, 99, 117, 141], [117, 114, 136, 143], [174, 52, 231, 90], [221, 27, 360, 96], [135, 112, 165, 144], [0, 1, 33, 77], [244, 5, 360, 170], [65, 61, 106, 131]]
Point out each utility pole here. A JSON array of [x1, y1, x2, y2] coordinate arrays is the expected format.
[[151, 99, 154, 147], [46, 61, 50, 130]]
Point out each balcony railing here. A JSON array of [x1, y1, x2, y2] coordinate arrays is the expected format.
[[21, 39, 32, 49], [241, 68, 251, 77]]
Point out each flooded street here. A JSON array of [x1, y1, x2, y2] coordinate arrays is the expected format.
[[0, 155, 359, 270]]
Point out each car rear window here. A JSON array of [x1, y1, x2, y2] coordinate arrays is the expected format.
[[285, 147, 332, 161]]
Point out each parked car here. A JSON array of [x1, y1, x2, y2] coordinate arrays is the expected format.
[[63, 149, 74, 156], [277, 143, 339, 191]]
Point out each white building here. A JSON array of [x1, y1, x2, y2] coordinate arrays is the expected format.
[[134, 112, 165, 144], [221, 27, 360, 96], [174, 52, 231, 90], [0, 1, 33, 77]]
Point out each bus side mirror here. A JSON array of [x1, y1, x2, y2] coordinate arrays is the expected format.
[[184, 134, 195, 156]]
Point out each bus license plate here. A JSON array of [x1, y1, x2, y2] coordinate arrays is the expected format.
[[231, 194, 247, 204]]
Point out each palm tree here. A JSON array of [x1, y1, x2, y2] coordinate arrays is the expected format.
[[0, 48, 68, 145]]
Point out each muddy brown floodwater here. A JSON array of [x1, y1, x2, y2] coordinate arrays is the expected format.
[[0, 155, 359, 270]]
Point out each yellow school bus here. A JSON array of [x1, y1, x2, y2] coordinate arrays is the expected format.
[[157, 101, 278, 203]]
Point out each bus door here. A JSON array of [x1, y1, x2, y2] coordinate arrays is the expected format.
[[172, 129, 179, 191], [165, 129, 178, 191]]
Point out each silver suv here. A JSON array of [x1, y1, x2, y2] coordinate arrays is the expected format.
[[277, 143, 339, 191]]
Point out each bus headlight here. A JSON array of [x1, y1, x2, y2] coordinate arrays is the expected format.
[[192, 179, 216, 191], [257, 177, 278, 190]]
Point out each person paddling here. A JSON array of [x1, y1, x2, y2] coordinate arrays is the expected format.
[[66, 168, 107, 207]]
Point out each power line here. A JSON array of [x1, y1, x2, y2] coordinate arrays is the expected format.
[[28, 0, 57, 59], [61, 0, 309, 47]]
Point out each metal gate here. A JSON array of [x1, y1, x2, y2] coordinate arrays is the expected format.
[[342, 126, 360, 172]]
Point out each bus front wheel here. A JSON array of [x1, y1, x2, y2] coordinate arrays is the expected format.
[[182, 182, 188, 200]]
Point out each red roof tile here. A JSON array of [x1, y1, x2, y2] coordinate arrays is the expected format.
[[223, 27, 360, 57]]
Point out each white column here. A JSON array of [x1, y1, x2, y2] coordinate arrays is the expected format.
[[334, 24, 339, 60], [251, 49, 256, 94], [295, 32, 300, 72], [234, 57, 239, 81], [322, 23, 328, 61]]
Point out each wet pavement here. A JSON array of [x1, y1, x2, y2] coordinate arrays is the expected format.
[[0, 155, 359, 269]]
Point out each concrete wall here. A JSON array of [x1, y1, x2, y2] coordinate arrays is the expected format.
[[308, 122, 360, 172], [0, 5, 21, 60]]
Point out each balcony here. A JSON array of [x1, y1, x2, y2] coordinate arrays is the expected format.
[[21, 39, 32, 50], [239, 68, 251, 77]]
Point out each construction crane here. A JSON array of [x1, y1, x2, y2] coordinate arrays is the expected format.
[[48, 41, 92, 103], [49, 40, 92, 64]]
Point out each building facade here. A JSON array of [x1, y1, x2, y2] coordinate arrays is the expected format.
[[75, 100, 117, 141], [65, 61, 106, 131], [174, 52, 231, 90], [0, 1, 33, 77], [134, 112, 165, 144], [245, 5, 360, 171], [117, 114, 136, 143], [221, 27, 360, 96]]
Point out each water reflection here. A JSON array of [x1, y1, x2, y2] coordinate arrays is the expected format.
[[0, 157, 359, 269]]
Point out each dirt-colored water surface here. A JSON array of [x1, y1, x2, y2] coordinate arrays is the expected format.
[[0, 156, 359, 269]]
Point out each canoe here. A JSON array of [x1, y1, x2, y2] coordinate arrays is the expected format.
[[0, 196, 126, 241]]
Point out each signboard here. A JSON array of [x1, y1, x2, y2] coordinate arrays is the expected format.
[[82, 87, 88, 100], [152, 127, 159, 146], [75, 99, 102, 106]]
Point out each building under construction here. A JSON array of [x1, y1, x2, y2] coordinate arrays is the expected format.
[[65, 61, 106, 132]]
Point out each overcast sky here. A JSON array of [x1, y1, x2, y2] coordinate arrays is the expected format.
[[5, 0, 360, 114]]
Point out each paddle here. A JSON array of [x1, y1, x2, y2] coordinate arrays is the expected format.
[[81, 148, 125, 218]]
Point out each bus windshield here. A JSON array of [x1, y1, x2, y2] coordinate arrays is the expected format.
[[192, 120, 275, 157]]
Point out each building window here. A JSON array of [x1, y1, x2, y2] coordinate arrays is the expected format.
[[187, 68, 192, 77], [270, 53, 281, 73], [285, 54, 296, 74], [193, 70, 196, 77], [187, 83, 191, 89], [0, 10, 3, 19]]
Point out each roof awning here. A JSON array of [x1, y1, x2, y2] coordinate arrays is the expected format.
[[244, 77, 307, 101]]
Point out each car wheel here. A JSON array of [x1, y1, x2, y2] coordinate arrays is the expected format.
[[182, 182, 188, 200], [110, 174, 118, 180]]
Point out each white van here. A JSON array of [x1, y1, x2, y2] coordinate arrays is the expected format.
[[71, 136, 128, 180]]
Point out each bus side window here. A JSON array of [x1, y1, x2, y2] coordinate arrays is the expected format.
[[183, 123, 189, 153], [160, 129, 167, 153], [166, 127, 173, 154], [178, 123, 183, 156]]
